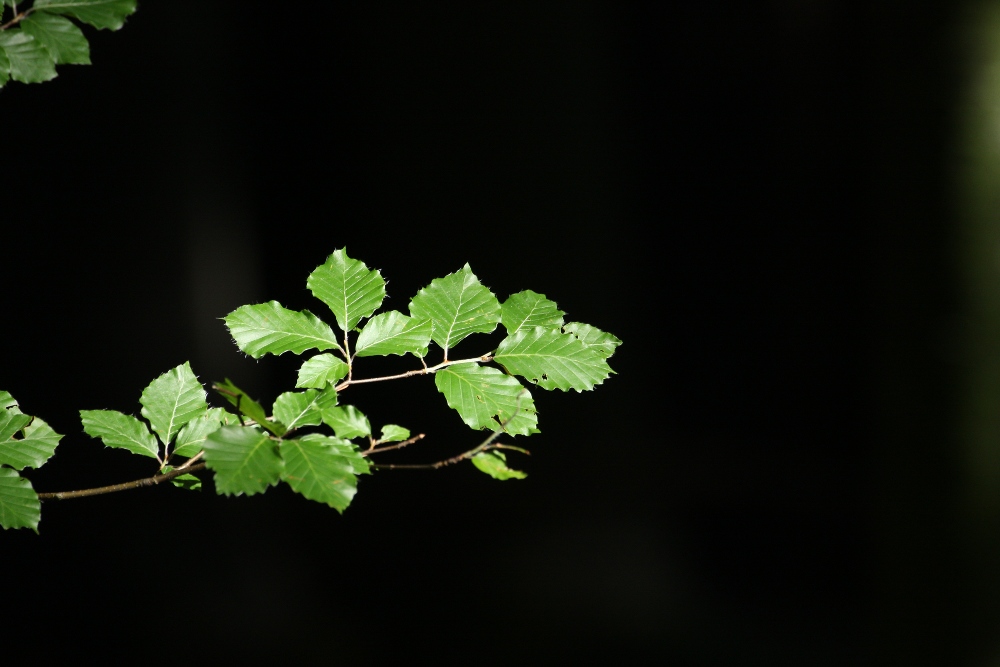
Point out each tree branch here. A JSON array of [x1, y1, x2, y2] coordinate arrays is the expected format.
[[335, 354, 493, 391], [37, 463, 207, 501]]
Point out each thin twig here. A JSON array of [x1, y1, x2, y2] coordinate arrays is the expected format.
[[363, 433, 425, 456], [37, 463, 207, 501], [335, 354, 492, 391], [0, 6, 32, 31]]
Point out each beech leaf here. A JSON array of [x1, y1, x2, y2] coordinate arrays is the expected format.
[[202, 425, 282, 496], [494, 327, 613, 392], [434, 364, 538, 436], [224, 301, 342, 359], [306, 248, 386, 333], [409, 264, 501, 356]]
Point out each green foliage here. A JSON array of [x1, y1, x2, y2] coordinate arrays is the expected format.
[[3, 248, 621, 530], [0, 394, 62, 531], [0, 0, 135, 88]]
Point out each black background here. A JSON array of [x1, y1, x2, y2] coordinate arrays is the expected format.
[[1, 2, 993, 664]]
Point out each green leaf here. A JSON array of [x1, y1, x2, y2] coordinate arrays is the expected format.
[[471, 451, 527, 480], [272, 388, 336, 432], [355, 311, 432, 358], [320, 405, 371, 440], [494, 327, 613, 392], [0, 47, 9, 88], [20, 12, 90, 64], [296, 353, 348, 389], [279, 435, 368, 512], [378, 424, 410, 443], [0, 407, 32, 445], [140, 362, 208, 445], [173, 407, 234, 457], [80, 409, 159, 458], [306, 248, 386, 333], [212, 379, 285, 437], [0, 468, 40, 531], [202, 425, 282, 496], [501, 290, 564, 335], [0, 417, 62, 470], [409, 264, 501, 356], [0, 31, 57, 83], [225, 301, 342, 359], [563, 322, 622, 359], [434, 363, 538, 436], [170, 473, 202, 491], [34, 0, 137, 30], [0, 391, 17, 409]]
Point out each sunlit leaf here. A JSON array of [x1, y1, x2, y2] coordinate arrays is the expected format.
[[272, 388, 336, 432], [0, 407, 31, 445], [563, 322, 622, 359], [224, 301, 341, 359], [0, 391, 16, 409], [0, 417, 62, 470], [140, 361, 208, 445], [202, 425, 282, 496], [306, 248, 386, 333], [169, 473, 202, 491], [355, 311, 432, 358], [173, 407, 235, 457], [501, 290, 564, 335], [20, 12, 90, 64], [471, 451, 526, 480], [0, 468, 39, 531], [434, 363, 538, 435], [295, 353, 348, 389], [409, 264, 501, 356], [320, 405, 371, 440], [494, 327, 613, 392], [378, 424, 410, 443], [279, 435, 368, 512], [0, 31, 56, 83], [80, 409, 159, 458], [34, 0, 137, 31]]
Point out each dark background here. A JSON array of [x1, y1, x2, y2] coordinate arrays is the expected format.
[[2, 2, 995, 664]]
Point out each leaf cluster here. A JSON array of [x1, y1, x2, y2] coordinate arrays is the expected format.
[[0, 0, 136, 88]]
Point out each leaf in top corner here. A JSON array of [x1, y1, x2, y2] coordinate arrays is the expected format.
[[140, 362, 208, 446], [225, 301, 342, 359], [320, 405, 371, 440], [203, 425, 282, 496], [20, 13, 90, 64], [494, 327, 613, 392], [408, 264, 501, 356], [80, 409, 159, 458], [212, 379, 285, 437], [306, 248, 386, 333], [471, 451, 527, 481], [378, 424, 410, 443], [355, 311, 432, 358], [0, 391, 17, 409], [296, 353, 348, 389], [0, 31, 57, 84], [272, 388, 336, 432], [173, 407, 234, 457], [434, 363, 538, 436], [34, 0, 137, 31], [563, 322, 622, 359], [0, 417, 62, 470], [0, 468, 40, 531], [280, 435, 368, 512], [501, 290, 564, 336]]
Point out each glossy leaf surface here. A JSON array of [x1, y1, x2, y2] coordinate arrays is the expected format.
[[0, 31, 56, 83], [140, 362, 207, 445], [203, 426, 282, 496], [272, 389, 336, 432], [80, 409, 158, 458], [409, 264, 500, 355], [471, 451, 527, 480], [378, 424, 410, 443], [494, 327, 613, 392], [563, 322, 622, 359], [173, 408, 234, 457], [321, 405, 371, 440], [435, 364, 538, 435], [20, 12, 89, 64], [306, 248, 386, 332], [213, 379, 284, 436], [34, 0, 137, 30], [355, 311, 431, 358], [500, 290, 564, 335], [296, 353, 348, 389], [224, 301, 341, 359], [0, 468, 39, 531], [0, 417, 62, 470], [280, 435, 367, 512]]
